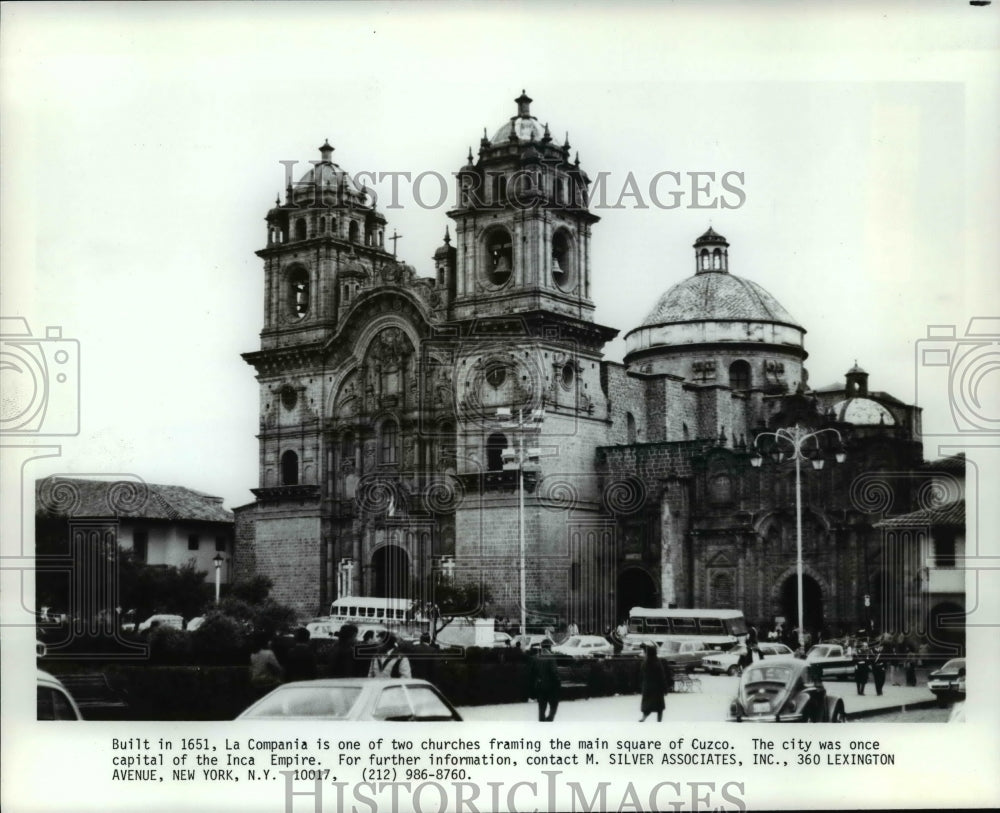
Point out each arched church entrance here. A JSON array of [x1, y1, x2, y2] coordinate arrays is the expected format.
[[779, 573, 824, 637], [371, 544, 410, 599], [616, 568, 658, 625]]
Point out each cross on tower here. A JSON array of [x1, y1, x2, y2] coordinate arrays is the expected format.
[[389, 229, 403, 258]]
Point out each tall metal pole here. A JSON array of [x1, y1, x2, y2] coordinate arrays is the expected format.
[[751, 422, 845, 651], [795, 450, 804, 649], [518, 410, 527, 637]]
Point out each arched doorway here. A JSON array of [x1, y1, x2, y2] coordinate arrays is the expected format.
[[779, 573, 824, 637], [485, 432, 507, 472], [371, 544, 410, 598], [927, 602, 965, 657], [616, 568, 658, 626]]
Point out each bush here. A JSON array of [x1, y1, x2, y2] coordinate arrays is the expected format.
[[147, 626, 192, 664], [190, 613, 248, 664], [117, 666, 254, 720]]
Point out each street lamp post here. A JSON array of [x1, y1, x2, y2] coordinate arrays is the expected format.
[[213, 553, 224, 605], [751, 423, 845, 649], [497, 407, 543, 637]]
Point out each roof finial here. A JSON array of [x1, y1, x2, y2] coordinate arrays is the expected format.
[[467, 147, 474, 165], [444, 226, 451, 245], [515, 89, 533, 118], [319, 139, 334, 161], [542, 123, 552, 144]]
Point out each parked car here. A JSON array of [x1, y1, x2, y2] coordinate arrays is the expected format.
[[657, 638, 711, 673], [552, 635, 614, 659], [236, 678, 462, 721], [512, 635, 553, 652], [805, 643, 855, 679], [703, 642, 794, 676], [492, 632, 513, 648], [37, 670, 82, 721], [928, 658, 965, 706], [728, 657, 847, 723], [137, 614, 184, 633]]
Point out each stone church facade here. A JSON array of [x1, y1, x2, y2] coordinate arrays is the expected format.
[[234, 92, 960, 643]]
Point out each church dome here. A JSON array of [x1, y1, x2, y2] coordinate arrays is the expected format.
[[624, 229, 808, 385], [640, 272, 801, 328], [490, 90, 548, 145], [340, 252, 368, 279], [291, 140, 366, 203], [831, 397, 896, 425]]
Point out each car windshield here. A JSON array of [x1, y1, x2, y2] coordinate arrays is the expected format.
[[661, 640, 681, 654], [408, 686, 458, 721], [245, 686, 362, 718], [940, 659, 965, 672], [564, 637, 582, 647], [744, 664, 795, 685], [807, 646, 831, 659]]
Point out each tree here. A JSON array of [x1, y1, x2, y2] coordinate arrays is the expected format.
[[412, 578, 493, 644], [117, 547, 211, 621], [214, 576, 297, 639]]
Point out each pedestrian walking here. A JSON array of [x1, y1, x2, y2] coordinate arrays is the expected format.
[[249, 633, 284, 697], [368, 634, 412, 678], [854, 655, 870, 695], [870, 648, 886, 696], [283, 627, 317, 682], [327, 624, 360, 678], [747, 625, 760, 662], [528, 639, 561, 722], [639, 643, 671, 722], [904, 653, 917, 687], [738, 643, 754, 674]]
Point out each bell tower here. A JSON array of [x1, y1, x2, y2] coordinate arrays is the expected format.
[[447, 91, 601, 323]]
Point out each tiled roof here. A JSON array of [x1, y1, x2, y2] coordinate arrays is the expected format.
[[874, 498, 964, 529], [640, 271, 801, 328], [35, 477, 233, 523]]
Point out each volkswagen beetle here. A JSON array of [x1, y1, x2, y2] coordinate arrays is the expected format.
[[728, 657, 846, 722]]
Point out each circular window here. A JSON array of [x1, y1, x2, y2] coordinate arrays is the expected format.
[[486, 365, 507, 389], [484, 229, 513, 288], [561, 362, 575, 390], [281, 386, 298, 411]]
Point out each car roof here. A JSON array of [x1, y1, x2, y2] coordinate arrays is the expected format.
[[276, 678, 435, 688]]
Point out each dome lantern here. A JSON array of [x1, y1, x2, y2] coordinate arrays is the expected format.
[[693, 226, 730, 274]]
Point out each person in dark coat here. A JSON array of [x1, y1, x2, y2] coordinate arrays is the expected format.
[[854, 654, 870, 695], [639, 643, 670, 722], [528, 639, 561, 722], [283, 627, 317, 682], [870, 648, 887, 696], [746, 625, 760, 662], [326, 624, 359, 678]]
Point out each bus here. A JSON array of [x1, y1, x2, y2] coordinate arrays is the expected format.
[[306, 597, 424, 640], [624, 608, 747, 654]]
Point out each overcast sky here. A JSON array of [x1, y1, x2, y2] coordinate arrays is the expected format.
[[3, 5, 1000, 812], [3, 2, 998, 510]]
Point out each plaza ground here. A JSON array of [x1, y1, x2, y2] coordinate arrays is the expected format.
[[456, 671, 940, 723]]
